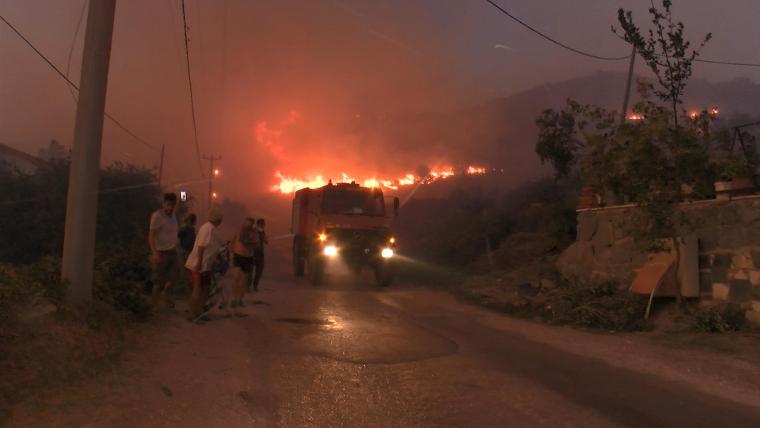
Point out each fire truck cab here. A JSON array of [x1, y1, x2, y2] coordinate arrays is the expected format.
[[291, 182, 399, 286]]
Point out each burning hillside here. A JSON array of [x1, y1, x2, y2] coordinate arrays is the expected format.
[[272, 164, 490, 194]]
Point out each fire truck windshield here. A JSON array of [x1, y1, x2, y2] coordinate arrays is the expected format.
[[322, 189, 385, 216]]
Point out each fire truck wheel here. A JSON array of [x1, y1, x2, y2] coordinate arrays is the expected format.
[[375, 265, 393, 287], [308, 257, 324, 286], [293, 241, 306, 276]]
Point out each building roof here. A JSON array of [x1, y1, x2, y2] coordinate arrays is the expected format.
[[0, 142, 48, 169]]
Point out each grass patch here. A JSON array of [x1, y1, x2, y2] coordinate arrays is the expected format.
[[649, 329, 760, 357], [447, 270, 654, 332], [0, 255, 151, 419], [0, 301, 134, 419]]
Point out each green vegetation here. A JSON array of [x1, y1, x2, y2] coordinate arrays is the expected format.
[[535, 1, 746, 318], [455, 271, 652, 332], [543, 275, 652, 332], [421, 2, 757, 333], [0, 160, 159, 318], [0, 160, 162, 414], [690, 303, 747, 333]]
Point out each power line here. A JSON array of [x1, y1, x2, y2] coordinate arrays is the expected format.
[[0, 12, 160, 152], [180, 0, 206, 178], [65, 0, 87, 102], [484, 0, 629, 61], [484, 0, 760, 68], [1, 176, 211, 206], [695, 58, 760, 68]]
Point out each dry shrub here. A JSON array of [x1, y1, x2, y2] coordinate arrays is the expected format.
[[543, 275, 652, 332], [691, 303, 746, 333]]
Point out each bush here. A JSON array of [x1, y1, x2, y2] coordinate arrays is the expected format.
[[544, 275, 652, 331], [0, 265, 35, 326], [93, 243, 152, 321], [0, 258, 66, 332], [0, 161, 159, 264], [692, 303, 746, 333], [79, 299, 128, 332], [17, 257, 66, 309]]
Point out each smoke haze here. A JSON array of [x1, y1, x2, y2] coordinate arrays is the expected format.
[[2, 0, 760, 203]]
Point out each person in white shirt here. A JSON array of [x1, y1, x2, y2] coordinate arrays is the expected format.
[[148, 193, 179, 310], [185, 208, 224, 322]]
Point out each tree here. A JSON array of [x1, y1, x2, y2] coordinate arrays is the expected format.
[[614, 1, 714, 309], [535, 100, 623, 204], [0, 160, 160, 263], [614, 0, 711, 127], [537, 1, 716, 315]]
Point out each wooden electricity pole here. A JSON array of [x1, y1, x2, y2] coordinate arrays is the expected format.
[[620, 45, 637, 124], [61, 0, 117, 304], [203, 154, 221, 215], [157, 144, 165, 188]]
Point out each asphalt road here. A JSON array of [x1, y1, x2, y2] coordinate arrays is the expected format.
[[236, 275, 760, 427], [10, 266, 760, 427]]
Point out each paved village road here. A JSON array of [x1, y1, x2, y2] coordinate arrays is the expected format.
[[10, 269, 760, 428]]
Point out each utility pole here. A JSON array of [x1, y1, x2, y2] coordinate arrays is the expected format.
[[61, 0, 117, 304], [620, 44, 637, 124], [157, 144, 165, 188], [203, 154, 221, 215]]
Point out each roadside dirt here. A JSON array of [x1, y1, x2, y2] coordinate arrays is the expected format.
[[6, 283, 760, 427], [5, 300, 272, 427]]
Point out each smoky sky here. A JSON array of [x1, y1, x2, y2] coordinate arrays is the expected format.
[[2, 0, 760, 199]]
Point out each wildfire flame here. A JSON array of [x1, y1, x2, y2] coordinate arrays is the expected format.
[[272, 165, 490, 194]]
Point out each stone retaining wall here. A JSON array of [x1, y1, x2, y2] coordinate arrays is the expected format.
[[557, 196, 760, 315]]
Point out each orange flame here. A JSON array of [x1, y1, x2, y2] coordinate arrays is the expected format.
[[271, 165, 491, 194], [272, 171, 328, 194], [466, 165, 487, 175]]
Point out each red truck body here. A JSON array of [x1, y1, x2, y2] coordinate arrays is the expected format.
[[291, 182, 398, 285]]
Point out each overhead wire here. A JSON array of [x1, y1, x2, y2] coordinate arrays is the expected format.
[[0, 176, 211, 206], [694, 58, 760, 68], [180, 0, 206, 178], [484, 0, 760, 67], [484, 0, 629, 61], [65, 0, 87, 102], [0, 12, 160, 152]]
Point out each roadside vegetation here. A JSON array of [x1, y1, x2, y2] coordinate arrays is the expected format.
[[400, 1, 759, 336], [0, 160, 160, 418]]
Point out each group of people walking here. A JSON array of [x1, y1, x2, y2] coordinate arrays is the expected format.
[[148, 192, 268, 323]]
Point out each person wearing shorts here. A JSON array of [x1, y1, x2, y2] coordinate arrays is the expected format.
[[185, 208, 224, 322], [149, 193, 179, 311], [231, 218, 258, 307]]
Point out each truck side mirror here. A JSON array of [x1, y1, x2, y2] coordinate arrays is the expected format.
[[393, 197, 400, 217]]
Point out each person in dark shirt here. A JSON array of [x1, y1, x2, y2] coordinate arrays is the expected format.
[[178, 213, 197, 260], [231, 218, 258, 306], [251, 218, 268, 292]]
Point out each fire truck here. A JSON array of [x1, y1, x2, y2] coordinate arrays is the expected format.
[[291, 182, 399, 286]]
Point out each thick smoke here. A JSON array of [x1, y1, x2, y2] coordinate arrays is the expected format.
[[158, 0, 485, 198]]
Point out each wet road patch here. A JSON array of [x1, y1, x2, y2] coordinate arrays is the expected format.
[[277, 317, 333, 326]]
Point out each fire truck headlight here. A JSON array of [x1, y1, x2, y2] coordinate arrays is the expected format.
[[381, 248, 394, 259], [323, 246, 338, 257]]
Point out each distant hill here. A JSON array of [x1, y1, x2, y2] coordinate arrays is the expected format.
[[379, 72, 760, 191]]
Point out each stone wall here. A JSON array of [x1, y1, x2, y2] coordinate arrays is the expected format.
[[557, 195, 760, 312]]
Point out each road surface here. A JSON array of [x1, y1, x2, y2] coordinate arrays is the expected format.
[[9, 267, 760, 427]]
